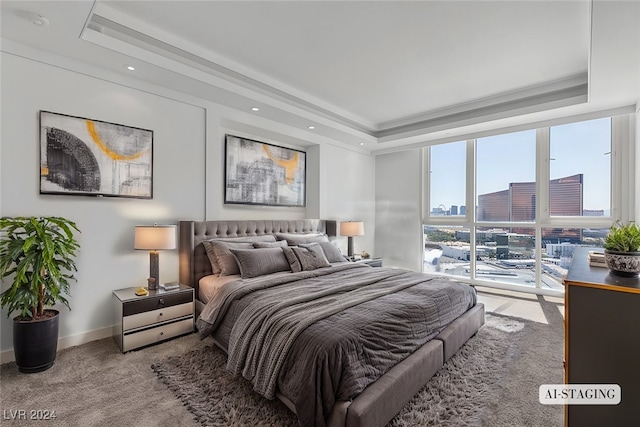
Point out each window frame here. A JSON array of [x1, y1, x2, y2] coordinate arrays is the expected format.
[[422, 114, 634, 296]]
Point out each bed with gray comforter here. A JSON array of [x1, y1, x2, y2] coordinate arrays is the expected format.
[[180, 219, 484, 427], [196, 262, 478, 427]]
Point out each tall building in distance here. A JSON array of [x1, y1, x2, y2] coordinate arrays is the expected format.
[[430, 205, 466, 216], [549, 174, 583, 217], [476, 189, 510, 221], [477, 174, 583, 221], [476, 174, 584, 242]]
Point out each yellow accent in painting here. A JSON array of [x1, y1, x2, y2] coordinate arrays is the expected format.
[[262, 144, 299, 184], [41, 166, 49, 176], [86, 120, 147, 161]]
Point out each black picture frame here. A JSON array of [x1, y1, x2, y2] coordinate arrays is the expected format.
[[39, 111, 153, 199], [224, 134, 306, 207]]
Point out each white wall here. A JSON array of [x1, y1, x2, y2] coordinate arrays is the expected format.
[[0, 53, 206, 355], [0, 51, 376, 359], [374, 149, 423, 271], [318, 143, 376, 255]]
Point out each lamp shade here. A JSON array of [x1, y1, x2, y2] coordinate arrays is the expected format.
[[340, 221, 364, 237], [134, 225, 176, 250]]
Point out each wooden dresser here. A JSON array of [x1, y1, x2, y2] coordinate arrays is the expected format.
[[564, 247, 640, 426]]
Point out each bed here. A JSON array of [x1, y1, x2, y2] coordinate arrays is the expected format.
[[179, 219, 484, 427]]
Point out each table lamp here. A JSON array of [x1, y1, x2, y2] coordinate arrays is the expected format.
[[134, 224, 176, 289], [340, 221, 364, 258]]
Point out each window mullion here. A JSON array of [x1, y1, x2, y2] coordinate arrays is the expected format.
[[612, 115, 631, 222], [536, 127, 549, 289], [537, 128, 550, 223], [468, 140, 476, 279], [421, 147, 430, 223]]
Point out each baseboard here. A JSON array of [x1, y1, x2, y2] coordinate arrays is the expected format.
[[1, 326, 113, 364]]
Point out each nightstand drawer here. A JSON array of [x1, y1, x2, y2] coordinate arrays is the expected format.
[[122, 317, 193, 352], [123, 302, 194, 331], [122, 291, 192, 316]]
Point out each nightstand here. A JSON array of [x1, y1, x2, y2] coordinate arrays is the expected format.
[[112, 284, 194, 353], [354, 257, 383, 267]]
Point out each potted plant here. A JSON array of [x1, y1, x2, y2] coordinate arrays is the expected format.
[[603, 221, 640, 277], [0, 216, 80, 373]]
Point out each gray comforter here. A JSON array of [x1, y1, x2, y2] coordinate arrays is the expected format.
[[196, 263, 477, 427]]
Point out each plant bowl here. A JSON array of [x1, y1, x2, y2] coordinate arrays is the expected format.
[[604, 250, 640, 277]]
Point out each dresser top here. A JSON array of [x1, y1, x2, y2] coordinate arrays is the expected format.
[[565, 247, 640, 294]]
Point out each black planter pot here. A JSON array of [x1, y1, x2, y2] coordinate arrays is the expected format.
[[13, 309, 60, 373]]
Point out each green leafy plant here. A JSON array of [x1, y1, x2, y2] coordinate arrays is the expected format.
[[603, 221, 640, 253], [0, 217, 80, 320]]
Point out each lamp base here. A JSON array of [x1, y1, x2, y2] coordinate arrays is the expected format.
[[149, 250, 159, 289], [347, 236, 354, 257]]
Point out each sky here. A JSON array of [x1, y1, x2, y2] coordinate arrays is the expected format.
[[429, 117, 611, 213]]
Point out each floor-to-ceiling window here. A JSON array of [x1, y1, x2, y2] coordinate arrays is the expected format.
[[423, 115, 632, 295]]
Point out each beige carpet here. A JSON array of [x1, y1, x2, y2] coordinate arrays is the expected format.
[[1, 310, 563, 427], [0, 333, 203, 427]]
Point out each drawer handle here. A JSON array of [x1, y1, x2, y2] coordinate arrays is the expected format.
[[159, 298, 165, 305], [159, 312, 163, 317], [160, 331, 164, 336]]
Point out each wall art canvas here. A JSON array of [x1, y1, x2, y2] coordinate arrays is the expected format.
[[225, 134, 306, 207], [39, 111, 153, 198]]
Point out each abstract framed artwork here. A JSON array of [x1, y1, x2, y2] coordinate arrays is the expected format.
[[39, 111, 153, 198], [224, 134, 306, 207]]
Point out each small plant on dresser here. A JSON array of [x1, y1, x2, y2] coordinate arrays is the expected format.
[[603, 221, 640, 277]]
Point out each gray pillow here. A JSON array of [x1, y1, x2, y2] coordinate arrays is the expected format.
[[275, 233, 329, 246], [201, 240, 221, 274], [291, 244, 331, 271], [229, 248, 291, 279], [210, 241, 254, 276], [301, 241, 346, 263], [253, 240, 288, 248], [202, 235, 276, 274], [282, 246, 302, 273]]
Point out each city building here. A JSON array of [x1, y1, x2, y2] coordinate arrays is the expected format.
[[477, 174, 584, 242]]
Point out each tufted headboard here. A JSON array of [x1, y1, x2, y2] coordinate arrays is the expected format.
[[178, 219, 337, 300]]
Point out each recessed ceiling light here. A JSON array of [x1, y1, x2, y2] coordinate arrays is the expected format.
[[125, 65, 135, 71], [251, 107, 260, 111], [31, 14, 50, 27], [360, 142, 365, 146], [308, 126, 315, 130]]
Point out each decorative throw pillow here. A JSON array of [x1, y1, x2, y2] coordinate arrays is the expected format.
[[282, 246, 302, 273], [274, 233, 329, 246], [301, 242, 346, 263], [291, 244, 331, 271], [201, 235, 276, 275], [229, 248, 291, 279], [201, 240, 221, 274], [253, 240, 288, 248], [210, 241, 254, 276]]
